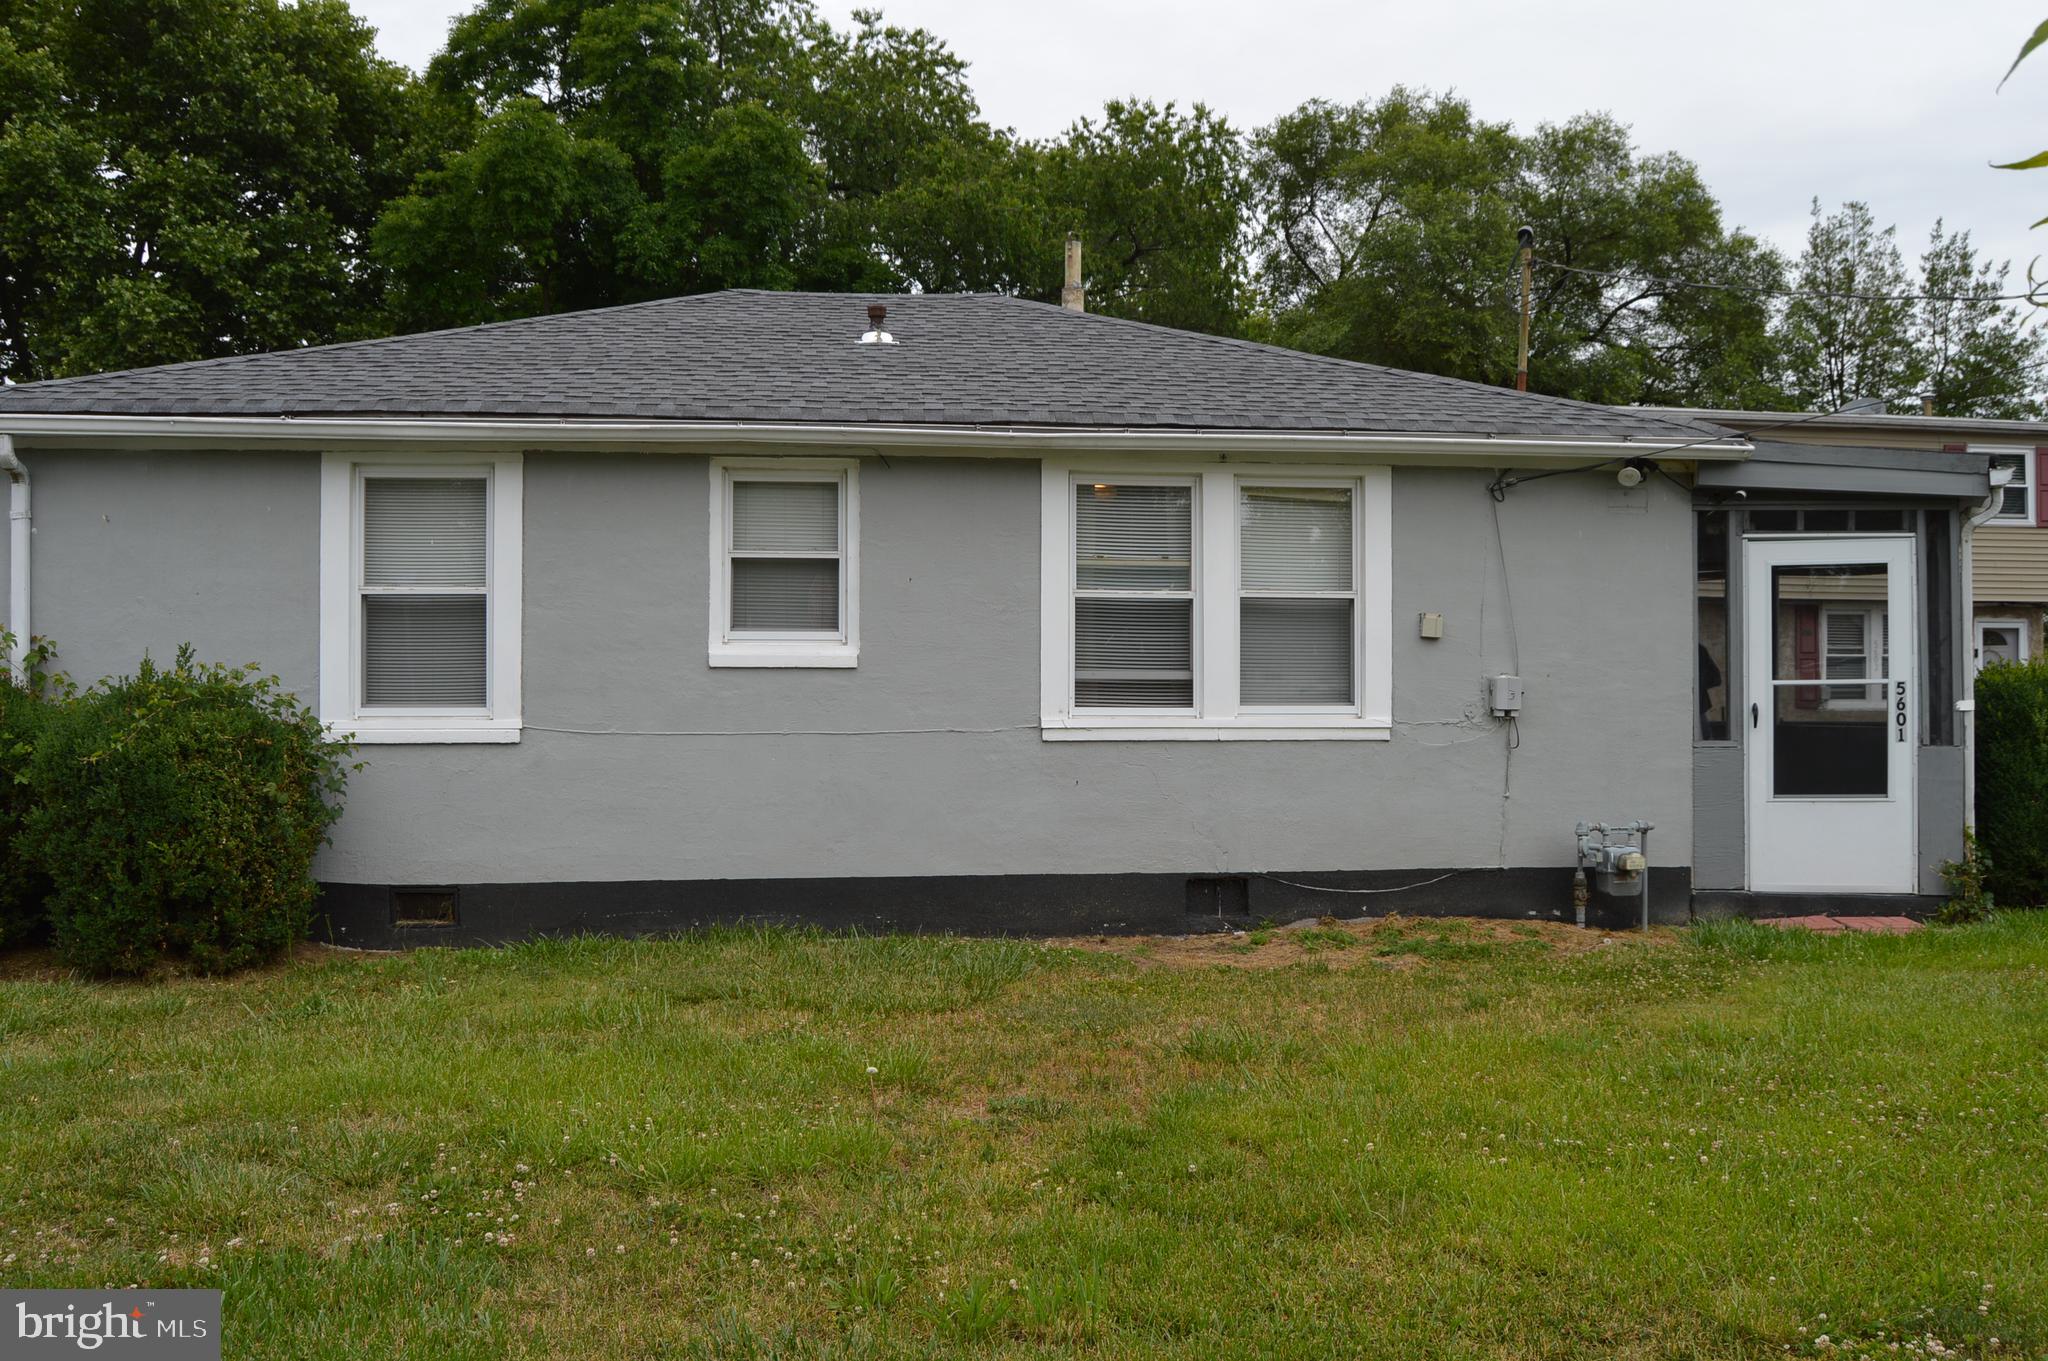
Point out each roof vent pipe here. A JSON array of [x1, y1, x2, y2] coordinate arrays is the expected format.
[[858, 302, 896, 345], [1061, 237, 1085, 312]]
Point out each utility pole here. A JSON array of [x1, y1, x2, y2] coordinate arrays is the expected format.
[[1061, 237, 1086, 312], [1515, 226, 1534, 392]]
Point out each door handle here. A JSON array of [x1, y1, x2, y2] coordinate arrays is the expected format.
[[1751, 702, 1759, 729]]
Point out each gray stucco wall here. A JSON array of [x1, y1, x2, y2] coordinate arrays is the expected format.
[[21, 447, 1696, 887], [30, 451, 318, 687]]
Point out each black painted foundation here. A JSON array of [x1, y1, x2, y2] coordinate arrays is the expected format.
[[314, 865, 1697, 950]]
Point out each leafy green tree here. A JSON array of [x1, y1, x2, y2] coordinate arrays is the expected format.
[[1912, 221, 2045, 418], [805, 9, 979, 201], [1512, 115, 1787, 407], [377, 0, 981, 323], [871, 99, 1254, 334], [1251, 90, 1516, 374], [872, 128, 1055, 296], [1251, 93, 1784, 405], [372, 97, 642, 327], [0, 0, 430, 383], [1779, 200, 1920, 411], [1041, 100, 1250, 334]]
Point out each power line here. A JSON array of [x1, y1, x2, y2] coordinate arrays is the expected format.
[[1533, 256, 2047, 307]]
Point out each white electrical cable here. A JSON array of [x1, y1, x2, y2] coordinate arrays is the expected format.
[[1251, 869, 1467, 896]]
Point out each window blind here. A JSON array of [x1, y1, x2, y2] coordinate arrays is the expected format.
[[732, 480, 840, 553], [361, 475, 489, 709], [1242, 599, 1354, 705], [1075, 599, 1194, 707], [363, 478, 486, 587], [1239, 485, 1354, 706], [1073, 483, 1195, 708], [363, 595, 487, 707], [728, 478, 843, 634], [1240, 486, 1351, 591], [1076, 484, 1192, 590], [731, 559, 841, 632]]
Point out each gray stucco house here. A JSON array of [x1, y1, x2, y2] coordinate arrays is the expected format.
[[0, 292, 1999, 942]]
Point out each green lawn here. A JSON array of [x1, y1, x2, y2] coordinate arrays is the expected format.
[[1, 914, 2045, 1359]]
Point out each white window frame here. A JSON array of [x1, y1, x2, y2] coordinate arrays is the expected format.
[[1819, 603, 1887, 711], [1039, 461, 1392, 741], [1978, 447, 2035, 523], [707, 457, 859, 668], [1975, 617, 2030, 672], [318, 451, 523, 744]]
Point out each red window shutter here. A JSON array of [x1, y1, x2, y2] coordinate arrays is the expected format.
[[2035, 448, 2048, 526], [1793, 603, 1821, 710]]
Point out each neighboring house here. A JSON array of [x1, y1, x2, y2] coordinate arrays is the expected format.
[[1659, 406, 2047, 677], [0, 295, 1998, 942]]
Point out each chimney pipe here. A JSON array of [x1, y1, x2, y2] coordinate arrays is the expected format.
[[1061, 237, 1085, 312]]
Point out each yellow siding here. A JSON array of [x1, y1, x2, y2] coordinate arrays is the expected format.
[[1975, 524, 2048, 604]]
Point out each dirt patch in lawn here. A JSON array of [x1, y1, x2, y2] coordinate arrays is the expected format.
[[1052, 913, 1672, 971]]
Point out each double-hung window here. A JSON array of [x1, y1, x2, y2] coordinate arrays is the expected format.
[[319, 453, 523, 743], [708, 459, 859, 667], [1042, 463, 1390, 739]]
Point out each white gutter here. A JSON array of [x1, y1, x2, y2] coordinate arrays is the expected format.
[[1958, 464, 2013, 829], [0, 413, 1755, 463], [0, 434, 26, 682]]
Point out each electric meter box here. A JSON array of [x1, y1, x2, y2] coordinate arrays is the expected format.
[[1487, 674, 1524, 716]]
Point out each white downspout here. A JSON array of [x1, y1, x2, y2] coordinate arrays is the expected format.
[[1958, 465, 2011, 827], [0, 435, 26, 682]]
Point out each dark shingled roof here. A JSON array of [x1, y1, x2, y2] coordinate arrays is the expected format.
[[0, 290, 1732, 442]]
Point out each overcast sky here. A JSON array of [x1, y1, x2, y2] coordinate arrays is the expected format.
[[349, 0, 2048, 284]]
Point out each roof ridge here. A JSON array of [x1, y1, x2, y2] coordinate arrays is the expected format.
[[2, 290, 1027, 394], [971, 294, 1732, 442], [2, 292, 734, 392]]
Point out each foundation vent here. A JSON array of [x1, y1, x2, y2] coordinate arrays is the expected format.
[[391, 887, 459, 928], [1186, 875, 1250, 919]]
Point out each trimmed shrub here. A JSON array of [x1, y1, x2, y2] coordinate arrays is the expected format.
[[0, 674, 51, 946], [1974, 658, 2048, 908], [0, 632, 69, 948], [21, 646, 351, 976]]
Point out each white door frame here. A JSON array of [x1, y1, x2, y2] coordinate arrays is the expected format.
[[1974, 617, 2029, 671], [1743, 535, 1918, 894]]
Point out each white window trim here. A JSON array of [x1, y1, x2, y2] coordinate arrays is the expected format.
[[707, 457, 859, 668], [1039, 461, 1392, 741], [1818, 603, 1887, 711], [1976, 446, 2035, 523], [1976, 617, 2030, 672], [319, 451, 523, 744]]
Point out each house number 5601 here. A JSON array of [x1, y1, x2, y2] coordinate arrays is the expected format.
[[1894, 680, 1907, 742]]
